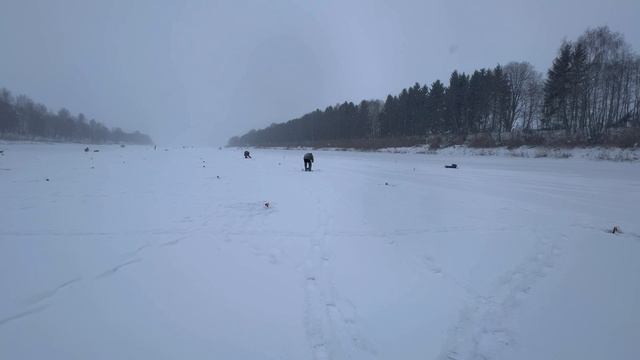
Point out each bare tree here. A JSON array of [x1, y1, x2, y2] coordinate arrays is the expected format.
[[505, 61, 541, 130], [367, 99, 383, 138], [577, 26, 639, 137], [522, 71, 544, 130]]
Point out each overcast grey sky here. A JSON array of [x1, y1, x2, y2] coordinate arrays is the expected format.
[[1, 0, 639, 145]]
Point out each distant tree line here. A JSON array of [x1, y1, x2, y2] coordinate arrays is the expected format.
[[0, 88, 153, 145], [229, 26, 640, 147]]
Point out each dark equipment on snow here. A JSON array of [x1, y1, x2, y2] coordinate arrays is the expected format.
[[304, 153, 314, 171], [244, 150, 252, 159], [445, 164, 458, 169], [84, 147, 90, 152], [612, 225, 622, 234]]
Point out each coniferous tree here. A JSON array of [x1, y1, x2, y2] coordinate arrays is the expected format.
[[426, 80, 447, 134], [568, 42, 589, 133], [446, 71, 469, 134], [544, 43, 573, 130]]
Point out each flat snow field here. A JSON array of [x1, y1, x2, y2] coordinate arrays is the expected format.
[[1, 143, 639, 360]]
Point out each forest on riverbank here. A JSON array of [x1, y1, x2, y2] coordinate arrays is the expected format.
[[229, 27, 640, 149], [0, 89, 152, 145]]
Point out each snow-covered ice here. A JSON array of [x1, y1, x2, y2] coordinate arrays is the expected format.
[[1, 143, 639, 359]]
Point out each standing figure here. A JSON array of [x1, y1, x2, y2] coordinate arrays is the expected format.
[[244, 150, 251, 159], [304, 152, 314, 171]]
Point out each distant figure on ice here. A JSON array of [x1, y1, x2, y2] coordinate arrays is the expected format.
[[244, 150, 251, 159], [304, 152, 314, 171]]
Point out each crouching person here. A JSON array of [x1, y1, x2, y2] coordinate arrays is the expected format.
[[244, 150, 251, 159], [304, 152, 314, 171]]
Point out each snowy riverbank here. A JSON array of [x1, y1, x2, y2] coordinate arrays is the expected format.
[[244, 144, 640, 162], [377, 144, 640, 162]]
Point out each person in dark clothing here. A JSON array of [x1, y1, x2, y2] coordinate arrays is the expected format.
[[244, 150, 251, 159], [304, 152, 314, 171]]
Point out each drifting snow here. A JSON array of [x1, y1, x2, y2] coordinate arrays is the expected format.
[[0, 143, 639, 359]]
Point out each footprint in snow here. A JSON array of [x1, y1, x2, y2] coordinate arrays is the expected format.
[[0, 304, 50, 327], [24, 277, 82, 305], [96, 258, 142, 279]]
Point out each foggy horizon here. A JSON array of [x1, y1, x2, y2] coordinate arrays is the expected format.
[[1, 0, 639, 146]]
